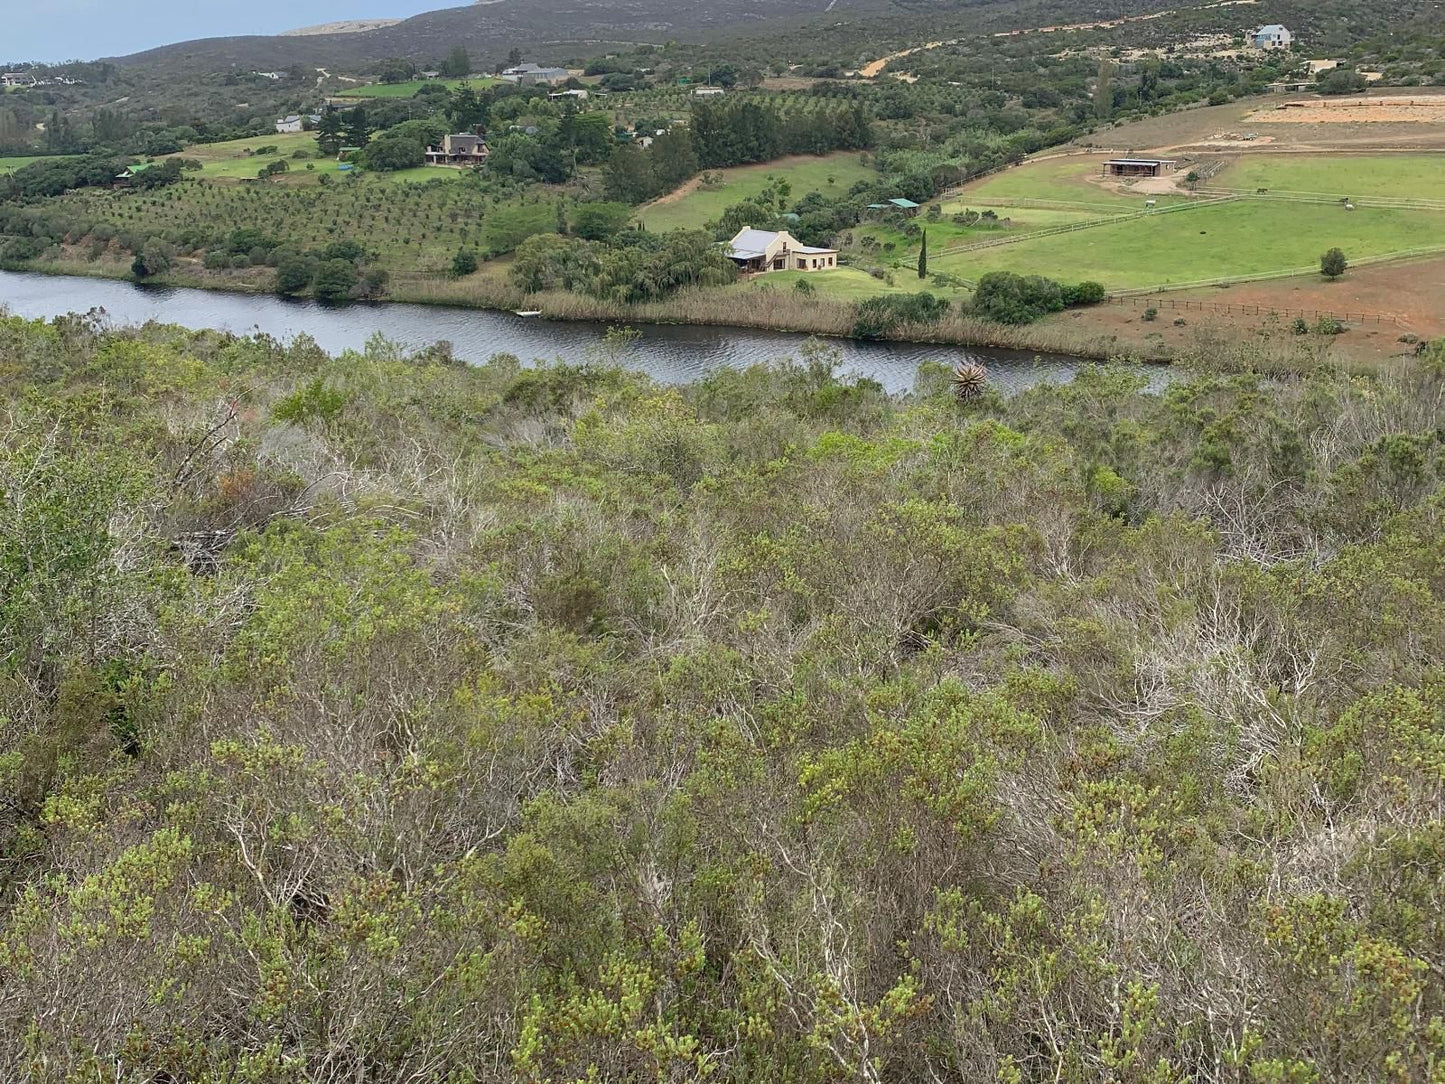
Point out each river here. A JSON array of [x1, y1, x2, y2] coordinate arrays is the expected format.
[[0, 270, 1162, 395]]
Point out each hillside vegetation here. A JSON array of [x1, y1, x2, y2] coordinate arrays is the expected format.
[[2, 314, 1443, 1081]]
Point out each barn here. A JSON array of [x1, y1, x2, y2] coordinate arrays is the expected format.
[[1104, 158, 1178, 179]]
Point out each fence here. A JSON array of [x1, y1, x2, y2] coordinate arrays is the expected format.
[[1193, 186, 1445, 211], [1107, 295, 1403, 328], [931, 196, 1238, 258], [1110, 243, 1445, 298]]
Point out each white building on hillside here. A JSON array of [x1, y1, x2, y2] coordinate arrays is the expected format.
[[501, 63, 569, 86], [1252, 25, 1293, 50], [275, 114, 322, 133]]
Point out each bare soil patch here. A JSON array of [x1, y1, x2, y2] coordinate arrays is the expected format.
[[1052, 256, 1444, 367], [1248, 96, 1445, 125], [1178, 257, 1445, 338]]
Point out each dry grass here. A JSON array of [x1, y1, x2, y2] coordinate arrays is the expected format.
[[387, 271, 1148, 359]]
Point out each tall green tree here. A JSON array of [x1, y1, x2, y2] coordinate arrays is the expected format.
[[343, 107, 373, 150], [315, 111, 345, 156], [918, 230, 928, 279], [1095, 58, 1114, 120], [442, 45, 471, 79]]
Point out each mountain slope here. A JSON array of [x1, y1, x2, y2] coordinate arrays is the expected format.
[[111, 0, 898, 70]]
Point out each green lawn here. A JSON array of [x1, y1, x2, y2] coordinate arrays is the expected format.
[[338, 77, 497, 99], [959, 155, 1185, 210], [1214, 155, 1445, 201], [377, 166, 468, 185], [0, 155, 75, 175], [935, 200, 1445, 289], [855, 204, 1125, 255], [182, 132, 324, 180], [639, 153, 880, 232]]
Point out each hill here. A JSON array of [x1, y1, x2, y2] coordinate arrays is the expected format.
[[108, 0, 898, 71], [279, 19, 404, 37]]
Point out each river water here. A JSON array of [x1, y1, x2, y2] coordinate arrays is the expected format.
[[0, 270, 1160, 395]]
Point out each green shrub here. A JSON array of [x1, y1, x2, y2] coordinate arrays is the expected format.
[[451, 249, 480, 278], [853, 292, 950, 338], [971, 271, 1066, 325]]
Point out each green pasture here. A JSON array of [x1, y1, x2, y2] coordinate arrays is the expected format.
[[1214, 155, 1445, 201], [958, 155, 1190, 209], [639, 153, 879, 232], [854, 204, 1126, 256], [182, 132, 323, 180], [338, 77, 496, 99], [935, 200, 1445, 289]]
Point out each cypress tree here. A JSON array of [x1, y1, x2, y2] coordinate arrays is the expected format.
[[918, 230, 928, 279]]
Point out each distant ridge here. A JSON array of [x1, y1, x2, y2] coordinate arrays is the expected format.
[[109, 0, 893, 70], [280, 19, 403, 37]]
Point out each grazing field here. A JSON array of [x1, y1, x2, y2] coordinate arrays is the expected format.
[[182, 132, 325, 180], [638, 153, 879, 232], [957, 155, 1186, 209], [337, 77, 497, 99], [175, 133, 465, 185], [1214, 154, 1445, 200], [853, 204, 1126, 259], [937, 200, 1445, 289]]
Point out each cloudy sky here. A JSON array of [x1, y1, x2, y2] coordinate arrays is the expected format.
[[6, 0, 451, 62]]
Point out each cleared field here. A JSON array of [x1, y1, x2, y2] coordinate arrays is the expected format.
[[937, 200, 1445, 289], [1215, 155, 1445, 200], [177, 133, 465, 186], [338, 77, 496, 99], [639, 153, 879, 232], [958, 155, 1186, 209], [184, 132, 323, 180], [854, 204, 1125, 259]]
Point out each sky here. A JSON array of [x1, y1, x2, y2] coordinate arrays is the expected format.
[[4, 0, 452, 63]]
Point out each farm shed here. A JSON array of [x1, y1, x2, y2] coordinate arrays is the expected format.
[[1104, 158, 1177, 179]]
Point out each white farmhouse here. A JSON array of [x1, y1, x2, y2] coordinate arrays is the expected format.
[[1253, 25, 1293, 50], [723, 228, 838, 274]]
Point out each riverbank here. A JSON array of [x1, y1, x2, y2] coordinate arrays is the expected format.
[[9, 252, 1158, 363], [6, 255, 1412, 374], [2, 267, 1155, 396]]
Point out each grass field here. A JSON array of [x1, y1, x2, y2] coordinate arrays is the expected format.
[[853, 204, 1125, 259], [176, 133, 465, 186], [1214, 155, 1445, 200], [337, 77, 497, 99], [182, 132, 323, 180], [0, 155, 75, 175], [958, 155, 1184, 209], [639, 153, 879, 232], [936, 200, 1445, 289]]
